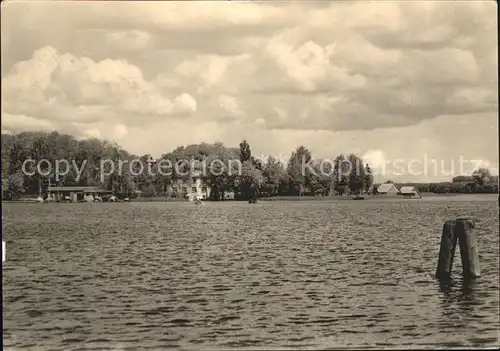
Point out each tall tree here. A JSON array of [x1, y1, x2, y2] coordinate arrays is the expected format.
[[333, 154, 349, 195], [287, 146, 312, 196], [347, 154, 366, 196], [238, 160, 264, 200], [205, 146, 240, 200], [364, 163, 374, 194], [472, 168, 491, 188], [239, 140, 251, 163], [2, 171, 25, 200], [307, 159, 334, 196], [262, 156, 287, 197]]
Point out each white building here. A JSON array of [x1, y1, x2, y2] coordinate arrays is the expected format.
[[377, 183, 399, 195], [168, 160, 215, 200], [171, 177, 211, 200], [400, 186, 420, 198]]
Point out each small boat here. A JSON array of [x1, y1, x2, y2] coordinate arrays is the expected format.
[[194, 197, 204, 205], [108, 195, 118, 202]]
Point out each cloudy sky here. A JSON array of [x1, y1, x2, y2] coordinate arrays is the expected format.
[[1, 0, 498, 182]]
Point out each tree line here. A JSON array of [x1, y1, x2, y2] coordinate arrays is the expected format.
[[1, 131, 497, 200]]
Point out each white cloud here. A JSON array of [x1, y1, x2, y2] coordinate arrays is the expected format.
[[81, 128, 102, 140], [265, 36, 366, 93], [2, 46, 197, 137], [254, 118, 266, 126], [274, 108, 287, 121], [120, 1, 294, 30], [112, 124, 128, 141], [2, 112, 55, 132], [362, 150, 387, 169], [103, 30, 151, 51], [218, 95, 242, 116], [173, 53, 255, 94], [174, 93, 197, 113]]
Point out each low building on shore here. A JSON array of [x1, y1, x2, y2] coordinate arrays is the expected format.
[[399, 186, 420, 198], [377, 183, 400, 196], [47, 186, 113, 202]]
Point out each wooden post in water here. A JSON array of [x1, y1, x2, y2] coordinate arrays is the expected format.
[[456, 218, 481, 279], [436, 218, 480, 281], [436, 220, 458, 280]]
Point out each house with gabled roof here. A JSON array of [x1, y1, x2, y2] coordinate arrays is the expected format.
[[377, 183, 399, 195], [400, 186, 420, 198]]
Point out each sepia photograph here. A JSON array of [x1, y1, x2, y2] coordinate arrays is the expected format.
[[1, 0, 499, 350]]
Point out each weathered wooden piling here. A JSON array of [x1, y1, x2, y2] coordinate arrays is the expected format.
[[436, 218, 480, 281], [456, 218, 481, 279], [436, 220, 459, 280]]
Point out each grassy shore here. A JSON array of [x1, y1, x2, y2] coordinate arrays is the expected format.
[[2, 196, 189, 203], [4, 192, 494, 204], [129, 197, 188, 202]]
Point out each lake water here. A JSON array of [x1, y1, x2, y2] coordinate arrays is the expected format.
[[2, 196, 499, 350]]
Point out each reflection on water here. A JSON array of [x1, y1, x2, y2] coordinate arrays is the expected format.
[[438, 278, 477, 329], [2, 198, 499, 350], [438, 277, 499, 348]]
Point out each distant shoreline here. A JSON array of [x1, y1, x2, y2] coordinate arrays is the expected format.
[[257, 193, 498, 201], [3, 193, 497, 204]]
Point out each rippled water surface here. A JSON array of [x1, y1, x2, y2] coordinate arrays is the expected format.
[[3, 196, 499, 350]]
